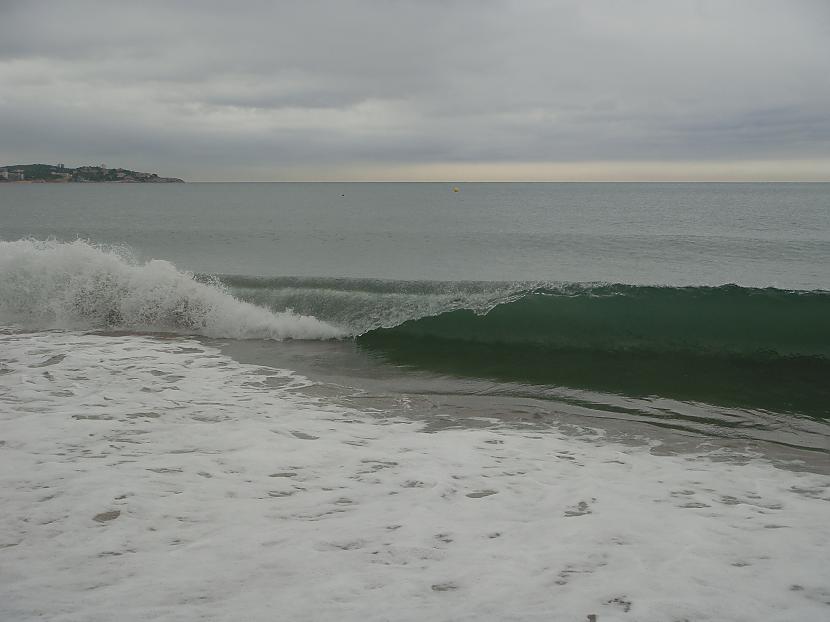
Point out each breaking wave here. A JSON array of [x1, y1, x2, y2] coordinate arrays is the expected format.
[[0, 239, 343, 340], [209, 275, 830, 416], [3, 240, 828, 415], [351, 284, 830, 417], [359, 284, 830, 358]]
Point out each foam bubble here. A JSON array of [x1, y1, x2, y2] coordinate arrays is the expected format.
[[0, 239, 343, 339]]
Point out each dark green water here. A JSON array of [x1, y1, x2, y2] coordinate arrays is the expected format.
[[355, 285, 830, 419]]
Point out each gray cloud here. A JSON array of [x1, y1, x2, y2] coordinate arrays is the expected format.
[[0, 0, 828, 179]]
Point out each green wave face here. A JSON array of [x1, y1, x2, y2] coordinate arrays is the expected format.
[[355, 285, 830, 418], [360, 285, 830, 357]]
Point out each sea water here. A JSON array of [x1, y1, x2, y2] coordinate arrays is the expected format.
[[2, 182, 828, 287], [1, 183, 828, 621]]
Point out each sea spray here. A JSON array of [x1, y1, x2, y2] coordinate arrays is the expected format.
[[0, 239, 343, 340]]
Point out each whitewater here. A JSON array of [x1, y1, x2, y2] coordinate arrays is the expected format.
[[2, 331, 828, 622], [0, 239, 342, 340]]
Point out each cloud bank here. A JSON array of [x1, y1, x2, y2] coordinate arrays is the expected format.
[[1, 0, 828, 180]]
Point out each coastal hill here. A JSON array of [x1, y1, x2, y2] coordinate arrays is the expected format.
[[0, 163, 184, 183]]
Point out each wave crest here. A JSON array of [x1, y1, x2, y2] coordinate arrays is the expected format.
[[0, 239, 343, 340], [359, 284, 830, 358]]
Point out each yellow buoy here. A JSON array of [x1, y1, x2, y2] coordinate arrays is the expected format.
[[452, 186, 460, 193]]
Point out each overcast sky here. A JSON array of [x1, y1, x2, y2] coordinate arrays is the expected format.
[[1, 0, 828, 180]]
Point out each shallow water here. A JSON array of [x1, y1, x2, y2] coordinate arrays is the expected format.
[[217, 337, 830, 468]]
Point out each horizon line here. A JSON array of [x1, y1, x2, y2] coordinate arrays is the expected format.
[[182, 179, 830, 183]]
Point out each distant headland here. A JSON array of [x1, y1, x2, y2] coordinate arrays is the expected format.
[[0, 164, 184, 183]]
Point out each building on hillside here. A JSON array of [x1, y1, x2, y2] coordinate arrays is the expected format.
[[8, 169, 25, 181], [0, 169, 8, 180]]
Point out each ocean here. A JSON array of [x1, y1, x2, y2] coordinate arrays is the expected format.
[[1, 182, 828, 621]]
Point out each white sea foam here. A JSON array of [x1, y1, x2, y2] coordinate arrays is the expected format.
[[0, 239, 343, 339], [0, 331, 827, 621]]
